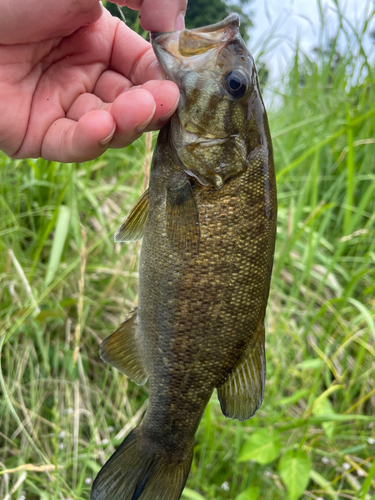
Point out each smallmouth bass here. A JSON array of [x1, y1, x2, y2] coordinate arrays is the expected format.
[[91, 13, 276, 500]]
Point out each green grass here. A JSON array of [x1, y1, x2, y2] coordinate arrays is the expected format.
[[1, 4, 375, 500]]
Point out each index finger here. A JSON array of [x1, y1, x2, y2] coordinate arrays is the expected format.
[[108, 12, 164, 84], [113, 0, 187, 32], [139, 0, 187, 32]]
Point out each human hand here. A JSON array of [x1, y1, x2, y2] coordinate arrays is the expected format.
[[0, 0, 187, 163], [115, 0, 186, 32]]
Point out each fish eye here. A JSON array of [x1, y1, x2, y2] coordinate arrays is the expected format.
[[223, 70, 248, 99]]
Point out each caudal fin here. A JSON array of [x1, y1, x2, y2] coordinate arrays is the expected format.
[[91, 426, 193, 500]]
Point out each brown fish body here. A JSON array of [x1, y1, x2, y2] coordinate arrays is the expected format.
[[140, 125, 275, 449], [92, 14, 276, 500]]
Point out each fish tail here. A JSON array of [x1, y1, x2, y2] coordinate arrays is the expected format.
[[91, 425, 194, 500]]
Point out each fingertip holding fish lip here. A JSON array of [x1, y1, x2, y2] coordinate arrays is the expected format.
[[175, 12, 186, 31], [151, 13, 240, 41], [152, 15, 244, 80], [151, 13, 240, 46], [150, 31, 168, 43], [193, 12, 240, 32]]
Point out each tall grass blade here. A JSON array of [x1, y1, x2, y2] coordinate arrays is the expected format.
[[44, 205, 70, 286]]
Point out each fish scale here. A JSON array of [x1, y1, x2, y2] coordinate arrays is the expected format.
[[92, 13, 276, 500]]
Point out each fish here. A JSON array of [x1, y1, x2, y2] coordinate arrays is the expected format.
[[91, 13, 276, 500]]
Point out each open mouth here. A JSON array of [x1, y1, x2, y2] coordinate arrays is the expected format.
[[151, 14, 240, 61], [151, 13, 239, 41], [187, 13, 239, 38]]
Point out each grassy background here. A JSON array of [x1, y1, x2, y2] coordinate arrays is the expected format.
[[1, 4, 375, 500]]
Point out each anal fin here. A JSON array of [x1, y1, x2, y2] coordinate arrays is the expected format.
[[100, 309, 148, 385], [166, 173, 199, 253], [217, 325, 266, 421], [114, 189, 149, 242]]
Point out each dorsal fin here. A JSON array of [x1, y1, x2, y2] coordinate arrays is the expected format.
[[114, 189, 150, 242], [100, 309, 148, 386], [217, 325, 266, 421]]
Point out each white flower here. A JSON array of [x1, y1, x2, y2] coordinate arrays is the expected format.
[[343, 462, 350, 470], [85, 478, 93, 485], [367, 437, 375, 445], [221, 482, 230, 491], [101, 438, 109, 445]]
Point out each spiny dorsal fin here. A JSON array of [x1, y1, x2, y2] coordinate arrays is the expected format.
[[166, 173, 199, 253], [100, 309, 148, 386], [217, 325, 266, 421], [114, 189, 149, 242]]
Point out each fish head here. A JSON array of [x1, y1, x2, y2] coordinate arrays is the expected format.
[[152, 14, 267, 189]]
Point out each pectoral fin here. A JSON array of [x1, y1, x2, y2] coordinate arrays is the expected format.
[[100, 309, 148, 385], [217, 325, 266, 421], [166, 173, 199, 253], [114, 189, 149, 242]]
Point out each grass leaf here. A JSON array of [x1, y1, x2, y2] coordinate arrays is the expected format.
[[238, 429, 281, 464], [235, 486, 260, 500], [309, 469, 337, 499], [182, 488, 207, 500], [278, 450, 311, 500], [44, 204, 70, 286]]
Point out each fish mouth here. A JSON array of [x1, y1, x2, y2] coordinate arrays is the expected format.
[[150, 13, 239, 43], [151, 14, 240, 75], [186, 13, 239, 35]]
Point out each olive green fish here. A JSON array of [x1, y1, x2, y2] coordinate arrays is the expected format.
[[91, 13, 276, 500]]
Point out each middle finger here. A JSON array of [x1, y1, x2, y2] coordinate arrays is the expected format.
[[93, 69, 133, 102]]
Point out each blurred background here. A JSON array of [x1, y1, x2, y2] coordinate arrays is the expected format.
[[1, 1, 374, 499]]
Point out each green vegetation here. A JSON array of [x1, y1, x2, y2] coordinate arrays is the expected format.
[[1, 4, 374, 500]]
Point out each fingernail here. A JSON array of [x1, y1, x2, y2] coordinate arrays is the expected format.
[[135, 103, 156, 133], [175, 12, 185, 31], [99, 124, 116, 146]]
